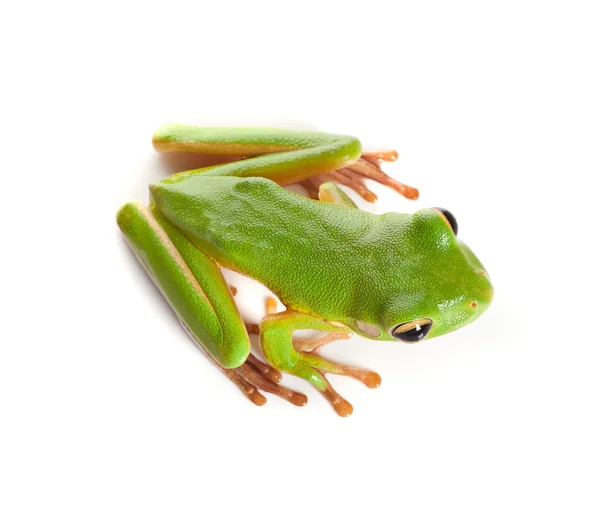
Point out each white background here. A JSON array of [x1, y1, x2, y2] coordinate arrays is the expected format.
[[1, 1, 599, 520]]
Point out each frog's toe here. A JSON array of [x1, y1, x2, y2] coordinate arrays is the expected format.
[[335, 154, 419, 201], [361, 149, 399, 162], [226, 354, 308, 408], [226, 369, 268, 407], [320, 383, 354, 417], [291, 353, 381, 416], [300, 173, 377, 202], [302, 352, 382, 389], [245, 352, 282, 383], [300, 152, 417, 203]]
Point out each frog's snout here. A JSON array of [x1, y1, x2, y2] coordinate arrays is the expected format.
[[469, 271, 494, 315]]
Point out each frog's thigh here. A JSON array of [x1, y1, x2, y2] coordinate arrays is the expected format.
[[117, 201, 249, 368], [259, 311, 381, 417], [118, 202, 309, 407]]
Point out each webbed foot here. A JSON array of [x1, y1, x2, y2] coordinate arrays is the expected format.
[[218, 353, 308, 408], [300, 150, 418, 202], [260, 311, 381, 417]]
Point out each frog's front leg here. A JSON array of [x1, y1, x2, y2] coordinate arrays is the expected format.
[[246, 296, 353, 353], [259, 311, 381, 417], [117, 202, 307, 408]]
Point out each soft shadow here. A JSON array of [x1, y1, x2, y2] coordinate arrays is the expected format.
[[157, 151, 246, 177], [118, 234, 182, 330], [118, 233, 267, 360]]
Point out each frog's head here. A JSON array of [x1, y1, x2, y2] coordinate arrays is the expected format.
[[353, 207, 493, 343]]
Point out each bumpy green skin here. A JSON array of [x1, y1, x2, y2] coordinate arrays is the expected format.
[[118, 124, 493, 398], [117, 202, 251, 368], [151, 176, 491, 340]]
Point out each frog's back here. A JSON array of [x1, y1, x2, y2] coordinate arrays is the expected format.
[[151, 175, 396, 318]]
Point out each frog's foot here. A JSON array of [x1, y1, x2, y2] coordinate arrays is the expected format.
[[219, 353, 308, 408], [260, 311, 381, 417], [285, 352, 381, 417], [300, 151, 418, 202], [337, 154, 419, 201], [361, 149, 399, 162], [312, 354, 381, 416], [180, 311, 307, 408], [301, 172, 378, 202]]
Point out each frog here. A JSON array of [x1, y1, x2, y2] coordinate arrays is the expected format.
[[117, 124, 493, 416]]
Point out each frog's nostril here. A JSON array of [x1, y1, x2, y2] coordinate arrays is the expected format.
[[469, 301, 478, 310]]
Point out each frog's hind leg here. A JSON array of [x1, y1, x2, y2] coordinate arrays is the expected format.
[[117, 201, 307, 408], [153, 124, 417, 202]]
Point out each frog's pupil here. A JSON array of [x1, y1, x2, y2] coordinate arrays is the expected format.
[[392, 320, 432, 342]]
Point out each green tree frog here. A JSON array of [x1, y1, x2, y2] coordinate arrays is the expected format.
[[117, 125, 493, 416]]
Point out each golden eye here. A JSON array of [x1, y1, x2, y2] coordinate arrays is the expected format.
[[392, 318, 433, 343], [433, 207, 458, 236]]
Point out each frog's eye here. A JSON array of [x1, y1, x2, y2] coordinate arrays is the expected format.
[[391, 319, 433, 343], [433, 207, 458, 236]]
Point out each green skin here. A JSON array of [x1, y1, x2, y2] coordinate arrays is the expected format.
[[117, 124, 493, 415]]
